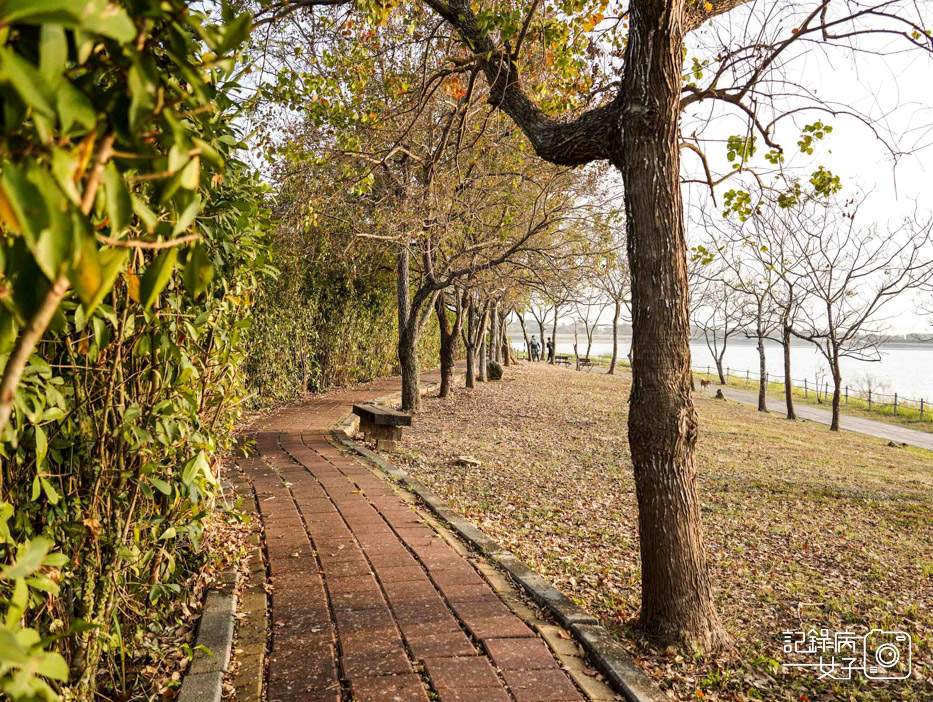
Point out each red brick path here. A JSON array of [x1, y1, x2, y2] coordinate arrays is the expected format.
[[237, 378, 585, 701]]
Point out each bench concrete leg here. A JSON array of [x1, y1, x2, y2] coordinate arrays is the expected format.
[[372, 425, 403, 452], [356, 419, 404, 451]]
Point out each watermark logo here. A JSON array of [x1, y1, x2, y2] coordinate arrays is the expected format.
[[782, 628, 912, 681]]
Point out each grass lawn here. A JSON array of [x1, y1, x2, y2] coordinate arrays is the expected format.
[[395, 363, 933, 701]]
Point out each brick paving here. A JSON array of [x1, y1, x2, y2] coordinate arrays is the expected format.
[[237, 377, 587, 702]]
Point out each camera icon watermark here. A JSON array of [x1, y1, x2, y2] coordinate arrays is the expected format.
[[863, 630, 911, 680], [782, 628, 912, 681]]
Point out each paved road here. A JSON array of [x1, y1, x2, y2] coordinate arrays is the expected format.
[[238, 374, 594, 702], [697, 385, 933, 451]]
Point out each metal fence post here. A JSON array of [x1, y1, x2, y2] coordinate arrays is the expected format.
[[868, 389, 872, 410], [845, 386, 848, 406], [804, 379, 808, 398], [746, 369, 749, 386], [894, 393, 898, 417], [921, 399, 925, 421]]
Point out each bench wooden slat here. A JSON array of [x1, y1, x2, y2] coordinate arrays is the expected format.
[[352, 404, 412, 427]]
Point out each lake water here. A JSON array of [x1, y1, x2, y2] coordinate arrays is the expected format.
[[515, 337, 933, 402]]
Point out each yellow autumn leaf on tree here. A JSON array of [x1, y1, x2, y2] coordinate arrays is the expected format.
[[126, 273, 141, 303]]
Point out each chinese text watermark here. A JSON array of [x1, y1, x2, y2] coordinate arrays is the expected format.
[[782, 628, 912, 680]]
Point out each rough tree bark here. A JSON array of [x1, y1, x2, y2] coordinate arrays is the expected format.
[[397, 244, 440, 411], [397, 244, 421, 412], [608, 300, 620, 374], [616, 0, 726, 647], [500, 310, 511, 365], [435, 291, 464, 398], [549, 305, 558, 364]]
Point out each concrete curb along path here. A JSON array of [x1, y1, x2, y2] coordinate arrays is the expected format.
[[332, 408, 665, 702], [177, 485, 241, 702]]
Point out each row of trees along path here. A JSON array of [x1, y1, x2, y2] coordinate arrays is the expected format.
[[252, 0, 933, 649]]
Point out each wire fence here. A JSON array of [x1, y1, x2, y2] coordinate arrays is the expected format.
[[694, 365, 932, 423], [514, 348, 930, 424]]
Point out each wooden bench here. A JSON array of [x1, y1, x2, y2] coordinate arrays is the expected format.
[[554, 354, 571, 366], [352, 403, 412, 452], [578, 357, 594, 370]]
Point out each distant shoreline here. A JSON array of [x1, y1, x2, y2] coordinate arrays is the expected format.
[[509, 330, 933, 349]]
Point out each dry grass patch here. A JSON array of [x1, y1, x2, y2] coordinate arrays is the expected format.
[[394, 363, 933, 701]]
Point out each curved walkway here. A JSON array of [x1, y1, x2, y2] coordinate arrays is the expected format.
[[700, 385, 933, 450], [236, 375, 593, 702]]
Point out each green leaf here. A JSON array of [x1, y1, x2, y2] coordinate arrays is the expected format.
[[0, 45, 55, 118], [67, 230, 103, 306], [39, 24, 67, 85], [35, 651, 69, 681], [1, 164, 49, 244], [2, 537, 52, 580], [33, 215, 75, 281], [56, 82, 97, 133], [104, 162, 132, 232], [158, 527, 176, 540], [0, 628, 30, 666], [34, 425, 47, 465], [181, 450, 209, 485], [0, 307, 17, 355], [132, 194, 158, 233], [78, 0, 136, 41], [182, 242, 213, 297], [172, 195, 200, 235], [85, 247, 128, 314], [148, 477, 172, 495], [216, 13, 252, 55], [139, 247, 178, 309], [127, 60, 156, 128], [179, 156, 201, 190], [39, 478, 60, 504]]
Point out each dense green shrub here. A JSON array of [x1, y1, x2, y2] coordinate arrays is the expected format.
[[248, 244, 439, 403], [0, 0, 268, 698]]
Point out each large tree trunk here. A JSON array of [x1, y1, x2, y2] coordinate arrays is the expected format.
[[617, 0, 725, 648], [608, 300, 620, 374], [549, 306, 558, 364], [398, 326, 421, 412], [489, 299, 499, 364], [782, 321, 796, 420]]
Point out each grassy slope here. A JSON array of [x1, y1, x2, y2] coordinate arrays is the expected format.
[[396, 364, 933, 701]]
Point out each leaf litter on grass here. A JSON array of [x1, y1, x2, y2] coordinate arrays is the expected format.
[[393, 363, 933, 702]]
